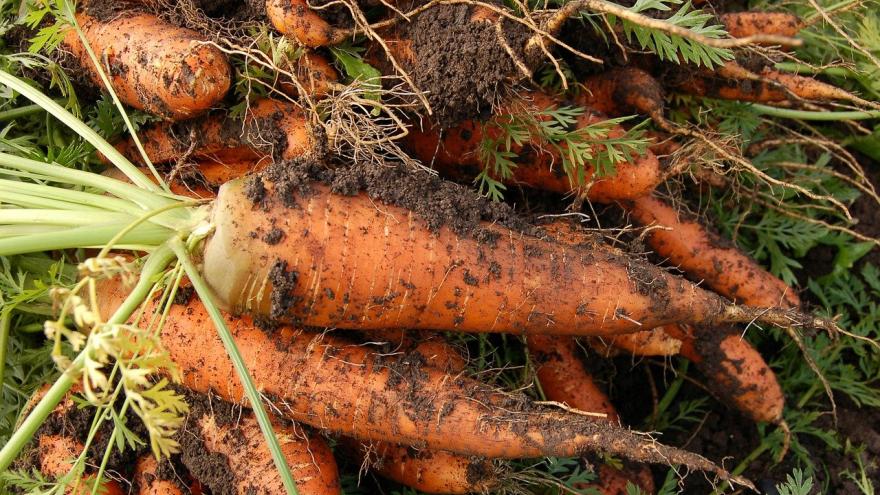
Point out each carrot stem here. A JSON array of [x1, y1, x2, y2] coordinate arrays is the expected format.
[[750, 104, 880, 120], [0, 312, 10, 396], [0, 244, 175, 472], [0, 103, 45, 122], [169, 238, 300, 495], [0, 69, 158, 193]]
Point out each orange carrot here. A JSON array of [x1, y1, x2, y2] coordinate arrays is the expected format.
[[183, 406, 342, 494], [578, 67, 666, 121], [266, 0, 348, 47], [62, 11, 231, 120], [200, 177, 825, 337], [94, 279, 746, 483], [134, 455, 187, 495], [528, 334, 656, 495], [36, 434, 125, 495], [112, 98, 314, 165], [405, 91, 665, 203], [623, 194, 800, 308], [276, 51, 340, 99], [719, 12, 803, 39], [589, 327, 682, 357], [343, 332, 497, 494]]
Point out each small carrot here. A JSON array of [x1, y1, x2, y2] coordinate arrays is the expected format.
[[266, 0, 348, 47], [405, 91, 665, 203], [62, 11, 231, 120], [623, 194, 800, 308], [134, 455, 187, 495], [94, 279, 748, 484], [527, 334, 656, 495], [719, 12, 803, 39], [276, 52, 340, 99], [589, 327, 682, 357], [112, 98, 314, 165], [183, 405, 342, 495]]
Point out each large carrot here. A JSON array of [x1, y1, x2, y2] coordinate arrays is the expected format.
[[111, 98, 314, 165], [200, 175, 828, 336], [62, 11, 231, 120], [94, 279, 747, 484], [404, 91, 665, 203], [182, 404, 342, 494]]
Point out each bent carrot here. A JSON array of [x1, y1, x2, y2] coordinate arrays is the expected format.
[[112, 98, 314, 165], [201, 177, 825, 337], [719, 12, 803, 39], [405, 91, 665, 203], [62, 12, 231, 120], [94, 280, 745, 483], [184, 406, 342, 495], [266, 0, 348, 47]]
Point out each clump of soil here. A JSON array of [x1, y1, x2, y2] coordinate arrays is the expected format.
[[402, 3, 534, 126]]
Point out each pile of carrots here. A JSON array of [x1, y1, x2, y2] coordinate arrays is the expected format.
[[8, 0, 870, 493]]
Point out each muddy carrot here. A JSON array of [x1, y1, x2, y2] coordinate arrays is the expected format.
[[266, 0, 348, 47], [111, 98, 314, 165], [94, 279, 748, 484], [62, 11, 231, 120], [623, 194, 800, 308], [182, 405, 342, 494], [199, 176, 827, 337], [719, 12, 803, 39], [134, 455, 187, 495]]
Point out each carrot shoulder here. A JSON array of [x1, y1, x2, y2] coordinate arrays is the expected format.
[[62, 12, 231, 120]]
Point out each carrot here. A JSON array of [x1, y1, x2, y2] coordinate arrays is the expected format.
[[341, 438, 498, 494], [578, 66, 666, 121], [664, 324, 786, 425], [404, 91, 665, 203], [62, 11, 231, 120], [719, 12, 803, 39], [342, 332, 498, 494], [622, 194, 790, 425], [528, 335, 656, 495], [36, 434, 125, 495], [266, 0, 348, 47], [623, 194, 800, 308], [183, 405, 342, 494], [589, 327, 682, 357], [94, 279, 747, 483], [112, 98, 314, 165], [199, 176, 829, 336], [680, 64, 870, 106], [278, 52, 340, 99], [134, 455, 187, 495]]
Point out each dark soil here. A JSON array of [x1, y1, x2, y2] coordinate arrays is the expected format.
[[401, 3, 534, 126]]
